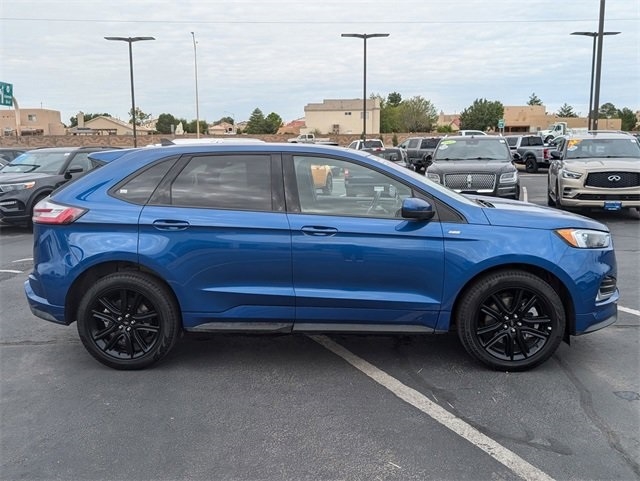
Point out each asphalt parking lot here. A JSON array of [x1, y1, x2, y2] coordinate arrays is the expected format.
[[1, 172, 638, 481]]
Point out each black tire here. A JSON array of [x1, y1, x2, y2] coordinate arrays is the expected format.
[[76, 272, 181, 370], [547, 179, 556, 206], [525, 157, 538, 173], [456, 270, 565, 371], [322, 173, 333, 194], [555, 181, 564, 209]]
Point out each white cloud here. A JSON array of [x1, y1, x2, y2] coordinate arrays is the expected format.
[[1, 0, 638, 125]]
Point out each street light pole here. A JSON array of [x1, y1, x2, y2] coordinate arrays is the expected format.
[[571, 30, 619, 130], [191, 32, 200, 138], [341, 33, 389, 138], [104, 36, 155, 147]]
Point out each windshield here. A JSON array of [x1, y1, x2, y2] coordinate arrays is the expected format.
[[565, 138, 640, 160], [434, 139, 511, 161], [0, 151, 70, 174], [363, 140, 383, 149]]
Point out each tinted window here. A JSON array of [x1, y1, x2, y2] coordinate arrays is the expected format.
[[114, 159, 175, 204], [170, 154, 272, 210], [407, 139, 420, 148], [434, 139, 511, 161], [67, 152, 92, 171], [421, 138, 440, 148], [506, 137, 518, 147], [293, 155, 411, 219]]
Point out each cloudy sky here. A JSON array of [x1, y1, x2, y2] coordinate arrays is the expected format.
[[1, 0, 638, 126]]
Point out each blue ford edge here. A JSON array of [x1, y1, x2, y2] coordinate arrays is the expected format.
[[24, 142, 618, 370]]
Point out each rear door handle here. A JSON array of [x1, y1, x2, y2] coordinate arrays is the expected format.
[[301, 226, 338, 236], [152, 220, 190, 231]]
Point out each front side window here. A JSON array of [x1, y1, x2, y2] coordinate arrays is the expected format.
[[292, 155, 411, 219], [170, 154, 272, 210]]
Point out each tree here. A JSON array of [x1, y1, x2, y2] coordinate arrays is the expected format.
[[527, 93, 543, 106], [598, 102, 618, 119], [216, 116, 234, 125], [618, 107, 637, 131], [129, 107, 151, 126], [68, 112, 111, 127], [459, 98, 504, 131], [397, 96, 438, 132], [155, 113, 178, 134], [245, 108, 266, 134], [556, 103, 578, 117], [387, 92, 402, 107], [264, 112, 283, 134], [186, 119, 209, 135]]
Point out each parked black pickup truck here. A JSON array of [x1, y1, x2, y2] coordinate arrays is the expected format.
[[397, 136, 441, 173], [505, 135, 551, 173]]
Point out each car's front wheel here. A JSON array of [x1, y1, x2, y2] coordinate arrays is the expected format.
[[456, 270, 565, 371], [76, 272, 181, 370]]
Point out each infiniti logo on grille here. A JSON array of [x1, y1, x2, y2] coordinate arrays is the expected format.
[[608, 175, 622, 182]]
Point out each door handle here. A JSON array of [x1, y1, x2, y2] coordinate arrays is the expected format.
[[301, 226, 338, 236], [152, 220, 190, 231]]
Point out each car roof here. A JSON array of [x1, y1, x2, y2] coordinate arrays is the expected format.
[[30, 146, 112, 152], [565, 132, 634, 140]]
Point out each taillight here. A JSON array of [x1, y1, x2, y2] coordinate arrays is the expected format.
[[32, 199, 87, 225], [543, 148, 550, 160], [343, 168, 350, 179]]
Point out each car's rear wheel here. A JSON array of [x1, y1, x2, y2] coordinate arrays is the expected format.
[[525, 156, 538, 173], [456, 270, 565, 371], [77, 272, 181, 370]]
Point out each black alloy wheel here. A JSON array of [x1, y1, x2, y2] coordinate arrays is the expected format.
[[77, 272, 180, 370], [456, 270, 565, 371], [525, 156, 538, 173]]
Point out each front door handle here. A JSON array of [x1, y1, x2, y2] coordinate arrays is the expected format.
[[152, 220, 190, 231], [301, 226, 338, 236]]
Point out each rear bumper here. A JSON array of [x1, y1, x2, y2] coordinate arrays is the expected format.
[[24, 277, 68, 325]]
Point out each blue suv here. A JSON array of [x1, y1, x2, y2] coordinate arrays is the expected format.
[[24, 143, 618, 370]]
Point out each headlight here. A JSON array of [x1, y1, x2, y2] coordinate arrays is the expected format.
[[561, 169, 583, 180], [556, 229, 610, 248], [499, 171, 518, 184], [0, 181, 36, 192], [427, 173, 440, 183]]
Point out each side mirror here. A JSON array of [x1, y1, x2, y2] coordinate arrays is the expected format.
[[401, 197, 435, 221], [423, 154, 433, 167], [63, 167, 83, 180], [550, 151, 563, 160], [512, 152, 521, 162]]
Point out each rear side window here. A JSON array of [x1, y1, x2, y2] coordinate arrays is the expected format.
[[421, 138, 439, 148], [113, 159, 175, 205], [506, 137, 518, 147], [169, 154, 272, 211]]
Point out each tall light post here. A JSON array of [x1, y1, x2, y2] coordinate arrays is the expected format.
[[341, 33, 389, 138], [571, 30, 619, 130], [105, 36, 155, 147], [191, 32, 200, 138]]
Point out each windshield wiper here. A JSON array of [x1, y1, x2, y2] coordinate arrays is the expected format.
[[463, 157, 503, 161]]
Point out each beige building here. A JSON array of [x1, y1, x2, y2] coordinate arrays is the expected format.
[[80, 114, 154, 136], [1, 108, 66, 136], [302, 98, 381, 135], [437, 105, 621, 133]]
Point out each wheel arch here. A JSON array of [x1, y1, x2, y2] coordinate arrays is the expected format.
[[449, 263, 574, 342], [64, 261, 182, 326]]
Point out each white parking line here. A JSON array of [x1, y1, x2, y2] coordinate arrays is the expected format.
[[0, 269, 23, 274], [311, 335, 554, 481], [619, 306, 640, 317], [521, 186, 528, 202], [12, 258, 33, 263]]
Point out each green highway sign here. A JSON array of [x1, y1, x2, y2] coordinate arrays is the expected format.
[[497, 119, 505, 129], [0, 81, 14, 106]]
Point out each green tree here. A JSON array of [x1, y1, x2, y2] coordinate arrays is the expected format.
[[598, 102, 618, 119], [618, 107, 637, 131], [155, 113, 178, 134], [556, 103, 578, 117], [68, 112, 111, 127], [216, 116, 234, 125], [527, 93, 543, 106], [129, 107, 151, 126], [397, 95, 438, 132], [387, 92, 402, 107], [264, 112, 283, 134], [245, 108, 266, 134], [459, 98, 504, 131], [186, 119, 209, 134]]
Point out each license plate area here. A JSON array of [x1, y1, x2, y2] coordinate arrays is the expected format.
[[603, 201, 622, 211]]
